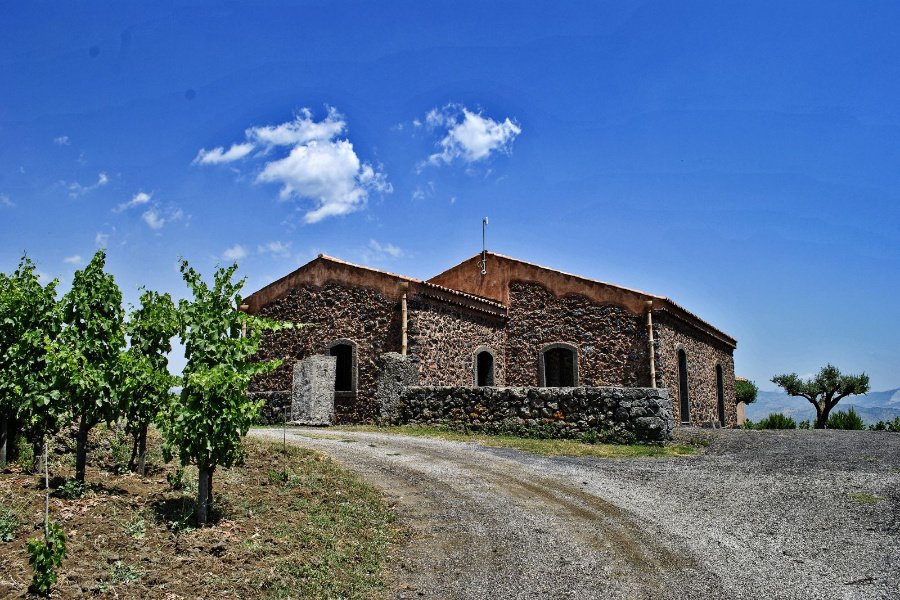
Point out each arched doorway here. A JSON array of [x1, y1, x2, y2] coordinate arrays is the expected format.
[[716, 364, 726, 427], [476, 350, 494, 387], [541, 344, 577, 387], [678, 349, 690, 424], [328, 341, 357, 393]]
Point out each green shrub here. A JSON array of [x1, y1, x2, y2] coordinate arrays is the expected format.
[[0, 509, 19, 542], [54, 478, 86, 500], [743, 418, 756, 430], [798, 420, 811, 429], [869, 417, 900, 432], [14, 436, 34, 472], [827, 407, 865, 430], [754, 413, 796, 429], [166, 466, 185, 491], [26, 521, 67, 596]]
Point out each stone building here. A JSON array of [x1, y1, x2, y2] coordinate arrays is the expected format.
[[244, 252, 737, 427]]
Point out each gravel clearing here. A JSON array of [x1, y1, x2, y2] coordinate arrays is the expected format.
[[251, 428, 899, 600]]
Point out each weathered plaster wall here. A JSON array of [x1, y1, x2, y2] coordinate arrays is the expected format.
[[505, 281, 651, 388], [655, 316, 737, 427], [408, 297, 507, 386], [250, 282, 402, 423], [400, 386, 673, 442]]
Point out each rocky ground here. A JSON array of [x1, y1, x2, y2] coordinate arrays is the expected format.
[[252, 427, 900, 600]]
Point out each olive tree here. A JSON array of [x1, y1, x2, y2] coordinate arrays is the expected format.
[[121, 290, 178, 475], [772, 364, 870, 429], [50, 250, 126, 481], [735, 379, 758, 405], [160, 260, 283, 526], [0, 257, 63, 470]]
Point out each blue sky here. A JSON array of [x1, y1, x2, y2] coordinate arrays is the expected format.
[[2, 2, 899, 390]]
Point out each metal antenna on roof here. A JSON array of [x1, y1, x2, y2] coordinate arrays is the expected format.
[[481, 217, 489, 276]]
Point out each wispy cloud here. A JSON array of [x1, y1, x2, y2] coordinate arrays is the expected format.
[[0, 193, 14, 208], [53, 135, 70, 146], [115, 191, 152, 212], [193, 142, 255, 165], [63, 255, 83, 265], [66, 172, 109, 198], [419, 104, 521, 168], [95, 232, 110, 247], [367, 239, 404, 259], [194, 107, 391, 224], [257, 240, 292, 258], [141, 206, 183, 231], [223, 244, 247, 261]]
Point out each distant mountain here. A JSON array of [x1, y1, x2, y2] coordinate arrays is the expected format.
[[745, 388, 900, 425]]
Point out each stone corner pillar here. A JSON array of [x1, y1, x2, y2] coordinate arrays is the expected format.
[[376, 352, 419, 424], [291, 355, 337, 425]]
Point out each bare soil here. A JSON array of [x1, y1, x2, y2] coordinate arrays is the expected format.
[[0, 428, 399, 599]]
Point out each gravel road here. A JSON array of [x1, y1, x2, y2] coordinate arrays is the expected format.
[[250, 428, 899, 600]]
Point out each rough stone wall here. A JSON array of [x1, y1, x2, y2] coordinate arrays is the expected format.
[[654, 316, 737, 427], [249, 391, 292, 425], [250, 282, 402, 423], [408, 297, 506, 386], [400, 386, 673, 443], [505, 281, 651, 388]]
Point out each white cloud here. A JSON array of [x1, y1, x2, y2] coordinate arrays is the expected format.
[[411, 187, 426, 201], [421, 104, 521, 167], [63, 255, 83, 265], [115, 191, 152, 212], [67, 172, 109, 198], [223, 244, 247, 261], [95, 232, 110, 246], [195, 107, 391, 224], [247, 107, 346, 147], [141, 205, 184, 231], [368, 239, 404, 258], [193, 142, 254, 165], [142, 209, 164, 230], [0, 194, 13, 208], [53, 136, 70, 146], [257, 241, 292, 257]]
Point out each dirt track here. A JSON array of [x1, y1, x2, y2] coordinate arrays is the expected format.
[[250, 428, 900, 600]]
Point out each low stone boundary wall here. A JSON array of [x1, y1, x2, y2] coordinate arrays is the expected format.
[[400, 386, 674, 443]]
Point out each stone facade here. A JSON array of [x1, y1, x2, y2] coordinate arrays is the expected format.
[[505, 281, 650, 388], [244, 253, 738, 428], [408, 297, 506, 386], [250, 282, 401, 423], [655, 316, 737, 426], [400, 386, 674, 443]]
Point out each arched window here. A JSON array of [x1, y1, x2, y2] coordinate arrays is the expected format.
[[328, 340, 357, 393], [716, 364, 726, 427], [677, 349, 690, 424], [475, 350, 495, 387], [540, 343, 578, 387]]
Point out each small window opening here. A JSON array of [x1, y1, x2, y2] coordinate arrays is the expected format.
[[476, 351, 494, 387], [330, 343, 353, 392], [716, 364, 726, 427], [543, 347, 576, 387], [678, 349, 690, 424]]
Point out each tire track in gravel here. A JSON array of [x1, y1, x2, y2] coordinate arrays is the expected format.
[[251, 428, 723, 599]]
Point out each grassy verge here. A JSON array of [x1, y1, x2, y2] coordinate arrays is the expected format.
[[0, 426, 399, 599], [321, 424, 698, 459]]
